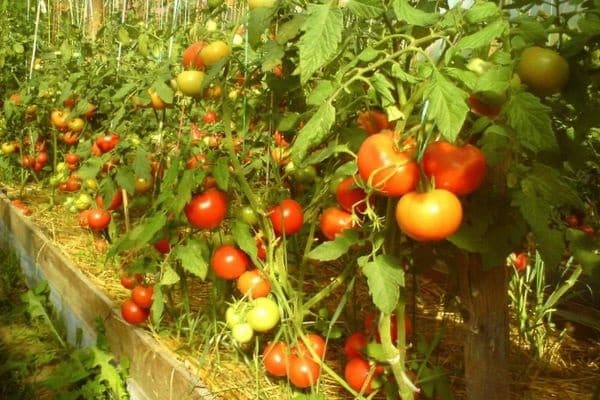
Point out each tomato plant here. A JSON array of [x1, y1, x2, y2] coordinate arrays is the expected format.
[[269, 198, 304, 236]]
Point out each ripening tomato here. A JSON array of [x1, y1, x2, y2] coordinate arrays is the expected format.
[[121, 299, 149, 325], [421, 141, 487, 196], [294, 333, 327, 360], [120, 273, 143, 289], [176, 70, 206, 97], [344, 332, 367, 359], [236, 269, 271, 298], [517, 46, 569, 96], [65, 153, 79, 165], [134, 177, 154, 194], [182, 41, 206, 70], [153, 237, 171, 254], [211, 245, 249, 280], [344, 357, 380, 394], [269, 198, 304, 236], [199, 40, 231, 66], [262, 341, 290, 377], [185, 189, 228, 229], [87, 209, 111, 231], [357, 131, 419, 197], [63, 131, 79, 146], [395, 189, 463, 241], [336, 176, 367, 214], [319, 207, 354, 240], [203, 111, 219, 124], [68, 117, 85, 133], [288, 355, 321, 389], [356, 110, 390, 135], [96, 190, 123, 211], [95, 133, 120, 153], [148, 88, 169, 110], [50, 109, 69, 130], [132, 285, 154, 309], [468, 94, 501, 119]]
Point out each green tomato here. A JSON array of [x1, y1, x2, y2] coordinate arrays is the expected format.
[[238, 206, 259, 226], [231, 322, 254, 344], [1, 142, 16, 154], [74, 193, 93, 211], [226, 306, 244, 328], [246, 297, 280, 333]]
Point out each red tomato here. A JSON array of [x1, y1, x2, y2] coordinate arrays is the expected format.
[[295, 333, 327, 360], [468, 94, 501, 119], [36, 151, 49, 165], [96, 190, 123, 211], [269, 199, 304, 236], [182, 41, 206, 70], [87, 209, 111, 231], [153, 237, 171, 254], [202, 111, 219, 124], [512, 252, 528, 272], [580, 224, 596, 238], [120, 274, 143, 290], [395, 189, 463, 241], [319, 207, 354, 240], [336, 176, 367, 214], [236, 269, 271, 298], [132, 285, 154, 309], [357, 110, 390, 135], [121, 299, 149, 325], [211, 245, 249, 280], [185, 189, 228, 229], [563, 214, 581, 228], [344, 357, 380, 394], [357, 131, 419, 197], [65, 153, 79, 165], [344, 332, 367, 359], [421, 141, 487, 196], [255, 235, 267, 260], [262, 341, 290, 377], [95, 133, 120, 153], [288, 355, 321, 389]]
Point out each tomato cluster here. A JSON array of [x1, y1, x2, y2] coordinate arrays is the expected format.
[[120, 276, 153, 326]]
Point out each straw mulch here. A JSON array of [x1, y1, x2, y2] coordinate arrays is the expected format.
[[3, 184, 599, 400]]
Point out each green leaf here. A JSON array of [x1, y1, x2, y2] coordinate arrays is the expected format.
[[358, 47, 380, 62], [232, 221, 258, 261], [290, 101, 335, 165], [567, 229, 600, 279], [524, 163, 582, 208], [248, 7, 275, 49], [475, 66, 512, 100], [160, 265, 181, 286], [213, 157, 230, 191], [261, 41, 285, 72], [455, 20, 509, 51], [361, 255, 405, 313], [346, 0, 385, 19], [112, 83, 136, 101], [108, 213, 167, 257], [424, 71, 469, 142], [299, 2, 343, 83], [77, 157, 104, 180], [151, 284, 164, 325], [173, 239, 209, 279], [511, 16, 547, 44], [89, 346, 128, 399], [464, 2, 500, 23], [307, 80, 334, 106], [151, 80, 174, 104], [504, 91, 557, 153], [513, 182, 564, 269], [133, 147, 151, 180], [276, 14, 307, 45], [444, 67, 478, 91], [115, 166, 135, 194], [391, 62, 419, 84], [277, 112, 301, 131], [169, 169, 198, 214], [307, 231, 360, 261], [393, 0, 438, 26], [370, 72, 396, 106]]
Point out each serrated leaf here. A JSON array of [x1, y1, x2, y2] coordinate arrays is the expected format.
[[346, 0, 385, 18], [362, 255, 405, 313], [152, 80, 173, 104], [173, 239, 209, 279], [393, 0, 438, 26], [299, 3, 343, 83], [89, 347, 128, 399], [169, 169, 198, 214], [276, 14, 307, 44], [133, 147, 151, 180], [248, 7, 275, 49], [108, 213, 167, 256], [444, 67, 478, 90], [307, 80, 334, 106], [391, 63, 419, 84], [524, 163, 582, 208], [112, 83, 136, 101], [513, 182, 564, 269], [115, 166, 135, 194], [290, 101, 335, 165], [277, 112, 301, 131], [160, 265, 181, 286], [475, 66, 512, 97], [261, 41, 285, 72], [307, 230, 360, 261], [232, 220, 258, 261], [213, 157, 230, 190], [424, 71, 469, 142], [504, 91, 557, 152], [370, 72, 396, 106], [464, 2, 500, 23], [455, 19, 508, 51], [77, 157, 104, 180], [511, 16, 547, 44]]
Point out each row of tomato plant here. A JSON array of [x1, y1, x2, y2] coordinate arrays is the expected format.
[[1, 0, 599, 398]]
